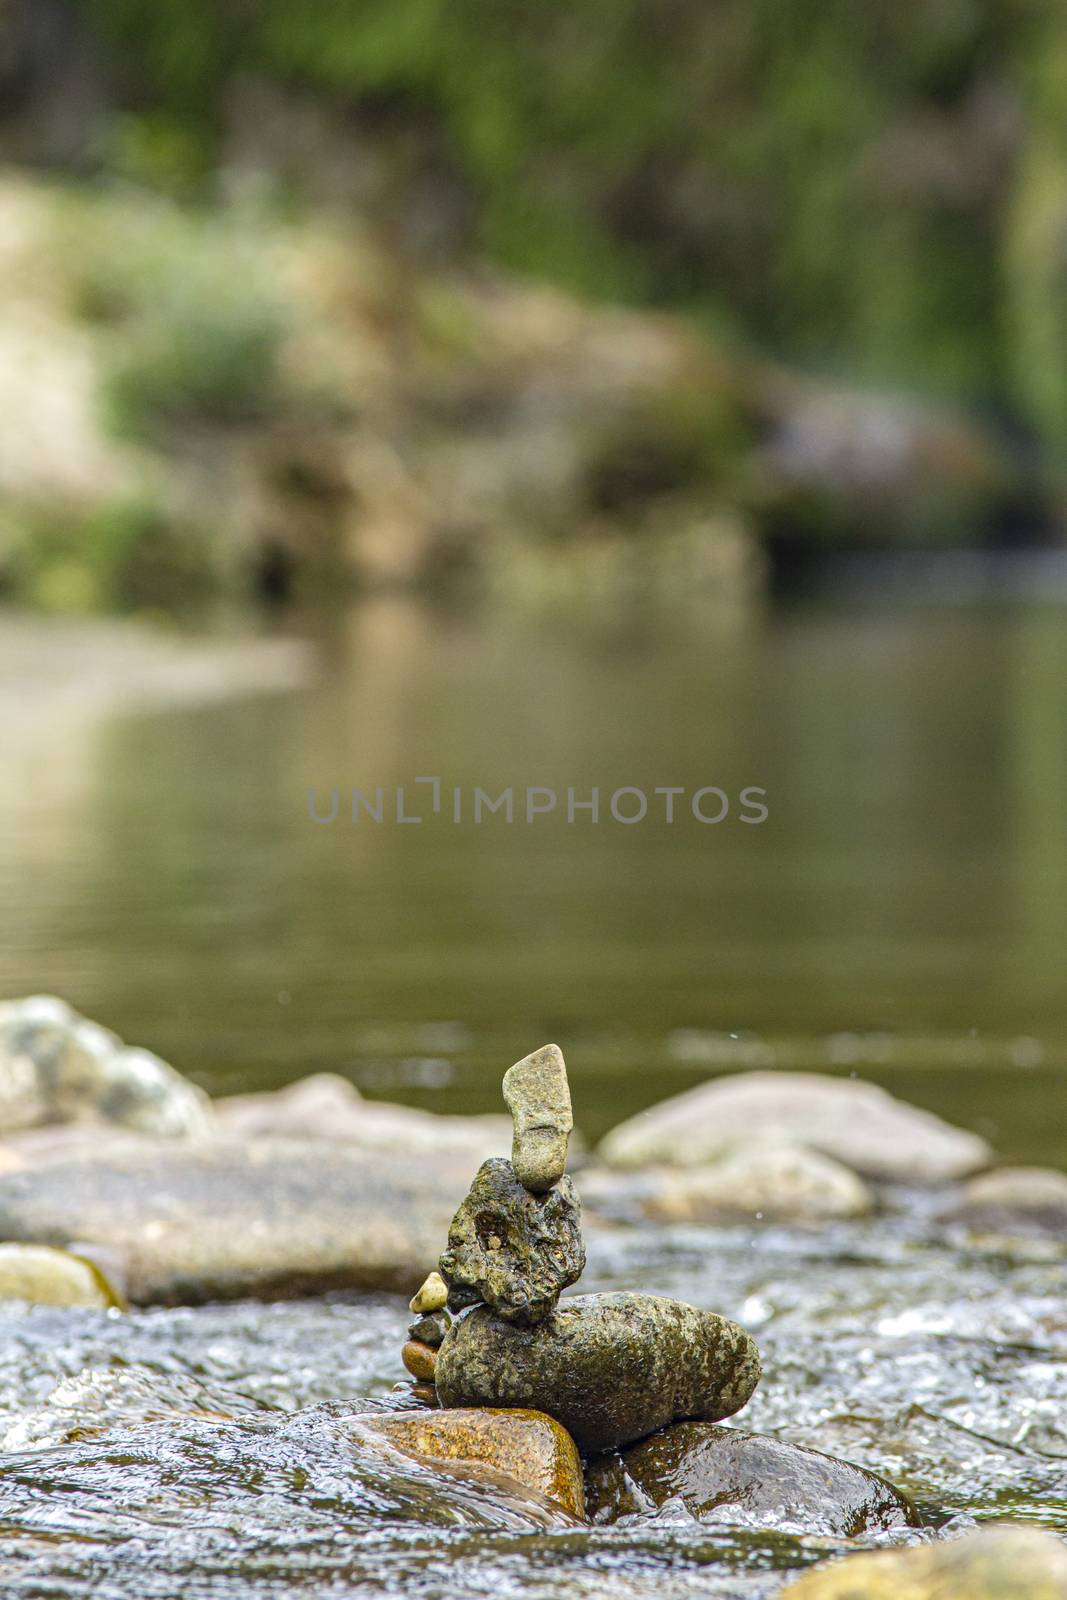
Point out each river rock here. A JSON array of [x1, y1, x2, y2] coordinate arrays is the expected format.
[[410, 1271, 449, 1313], [641, 1141, 874, 1224], [941, 1167, 1067, 1235], [599, 1071, 991, 1183], [0, 1138, 462, 1304], [779, 1525, 1067, 1599], [216, 1073, 512, 1174], [0, 995, 212, 1138], [435, 1292, 761, 1453], [408, 1311, 450, 1346], [0, 1243, 123, 1309], [401, 1340, 438, 1381], [502, 1043, 573, 1193], [585, 1422, 917, 1533], [357, 1407, 585, 1520], [438, 1157, 585, 1324]]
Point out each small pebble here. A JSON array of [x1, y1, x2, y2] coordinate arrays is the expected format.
[[408, 1311, 450, 1347], [410, 1382, 439, 1407], [402, 1339, 438, 1381], [409, 1271, 448, 1314]]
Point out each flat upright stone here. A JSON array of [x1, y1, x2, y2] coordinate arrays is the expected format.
[[502, 1043, 573, 1193], [438, 1157, 584, 1324], [585, 1423, 917, 1533], [358, 1407, 585, 1520], [435, 1291, 761, 1453]]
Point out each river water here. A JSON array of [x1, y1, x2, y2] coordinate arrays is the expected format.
[[0, 593, 1065, 1594]]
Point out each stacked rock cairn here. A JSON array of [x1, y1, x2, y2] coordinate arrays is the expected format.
[[402, 1045, 763, 1456]]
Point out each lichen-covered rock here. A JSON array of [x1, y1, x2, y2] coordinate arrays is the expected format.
[[435, 1292, 761, 1453], [600, 1071, 991, 1183], [584, 1423, 917, 1534], [779, 1525, 1067, 1599], [642, 1142, 874, 1224], [502, 1043, 573, 1193], [0, 995, 212, 1138], [438, 1158, 585, 1324], [0, 1138, 460, 1304], [0, 1243, 123, 1309], [358, 1407, 585, 1520]]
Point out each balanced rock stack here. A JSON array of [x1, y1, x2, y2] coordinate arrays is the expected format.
[[403, 1045, 763, 1454]]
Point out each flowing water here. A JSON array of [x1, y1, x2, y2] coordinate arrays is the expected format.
[[0, 591, 1065, 1594]]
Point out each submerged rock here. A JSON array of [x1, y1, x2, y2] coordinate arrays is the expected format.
[[584, 1422, 917, 1534], [780, 1524, 1067, 1599], [0, 1138, 460, 1304], [435, 1291, 761, 1453], [438, 1157, 585, 1324], [0, 1243, 122, 1309], [641, 1141, 874, 1224], [502, 1043, 573, 1193], [941, 1167, 1067, 1236], [599, 1071, 991, 1183], [0, 995, 212, 1138], [358, 1407, 585, 1520]]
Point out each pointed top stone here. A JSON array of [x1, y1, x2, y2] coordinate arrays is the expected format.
[[502, 1043, 573, 1194]]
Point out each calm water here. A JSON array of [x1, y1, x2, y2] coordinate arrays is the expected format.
[[1, 593, 1065, 1157], [0, 592, 1066, 1597]]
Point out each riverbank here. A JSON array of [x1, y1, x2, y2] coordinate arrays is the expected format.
[[0, 173, 1054, 617]]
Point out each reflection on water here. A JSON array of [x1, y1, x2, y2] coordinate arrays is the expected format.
[[1, 596, 1067, 1158]]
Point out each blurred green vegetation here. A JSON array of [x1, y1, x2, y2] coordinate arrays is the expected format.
[[76, 0, 1060, 439], [68, 198, 288, 432]]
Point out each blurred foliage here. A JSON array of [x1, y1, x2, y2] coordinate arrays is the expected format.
[[0, 495, 209, 614], [76, 0, 1046, 423], [64, 194, 289, 432]]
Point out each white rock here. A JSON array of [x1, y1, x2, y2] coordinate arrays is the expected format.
[[642, 1141, 874, 1223], [599, 1071, 992, 1184]]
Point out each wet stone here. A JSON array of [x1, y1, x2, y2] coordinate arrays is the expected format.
[[585, 1422, 918, 1534], [357, 1407, 585, 1521], [780, 1525, 1067, 1599], [438, 1157, 585, 1325], [435, 1291, 762, 1454]]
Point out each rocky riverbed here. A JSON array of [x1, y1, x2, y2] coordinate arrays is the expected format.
[[0, 1000, 1064, 1597]]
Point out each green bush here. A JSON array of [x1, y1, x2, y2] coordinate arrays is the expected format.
[[66, 194, 288, 433]]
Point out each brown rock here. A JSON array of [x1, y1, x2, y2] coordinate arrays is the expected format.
[[401, 1339, 438, 1381], [360, 1407, 585, 1520]]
